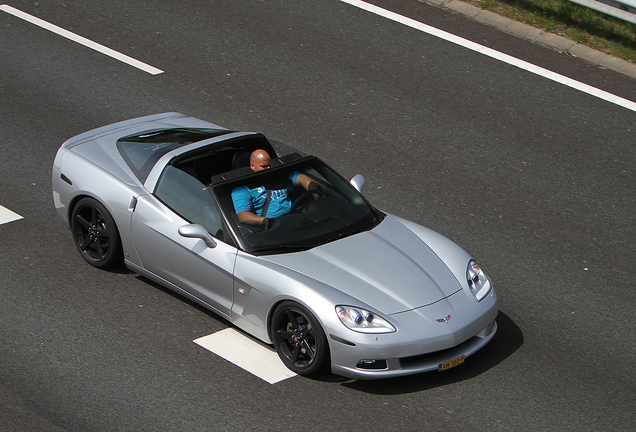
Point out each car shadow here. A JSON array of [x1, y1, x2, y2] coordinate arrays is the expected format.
[[320, 310, 523, 393], [107, 261, 137, 275], [131, 274, 522, 391], [133, 274, 234, 325]]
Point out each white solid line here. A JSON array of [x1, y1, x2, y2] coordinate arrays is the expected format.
[[0, 4, 164, 75], [0, 205, 23, 225], [194, 329, 297, 384], [340, 0, 636, 113]]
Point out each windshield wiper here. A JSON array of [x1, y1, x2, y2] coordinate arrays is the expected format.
[[249, 243, 313, 254], [319, 228, 365, 245]]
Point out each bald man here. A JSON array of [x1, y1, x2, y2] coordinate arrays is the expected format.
[[231, 149, 318, 228]]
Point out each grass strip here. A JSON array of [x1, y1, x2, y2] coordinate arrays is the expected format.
[[463, 0, 636, 62]]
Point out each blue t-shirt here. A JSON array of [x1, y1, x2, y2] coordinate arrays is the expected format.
[[232, 172, 300, 218]]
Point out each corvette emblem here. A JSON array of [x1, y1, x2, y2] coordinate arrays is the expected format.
[[436, 315, 451, 323]]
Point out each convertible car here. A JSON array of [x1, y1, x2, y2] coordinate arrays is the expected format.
[[52, 112, 497, 379]]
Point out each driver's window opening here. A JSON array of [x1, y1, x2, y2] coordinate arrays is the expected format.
[[154, 166, 225, 241]]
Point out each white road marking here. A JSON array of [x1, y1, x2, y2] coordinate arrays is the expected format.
[[341, 0, 636, 113], [0, 205, 23, 225], [0, 4, 164, 75], [194, 328, 297, 384]]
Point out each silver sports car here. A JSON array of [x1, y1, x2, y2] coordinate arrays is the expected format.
[[52, 112, 498, 379]]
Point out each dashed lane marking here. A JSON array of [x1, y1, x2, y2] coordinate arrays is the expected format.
[[194, 328, 297, 384], [0, 205, 23, 225], [0, 4, 164, 75]]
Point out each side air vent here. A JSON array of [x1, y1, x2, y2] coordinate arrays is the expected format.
[[60, 174, 72, 186]]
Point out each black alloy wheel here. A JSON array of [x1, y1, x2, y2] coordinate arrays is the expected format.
[[71, 197, 122, 269], [271, 301, 329, 376]]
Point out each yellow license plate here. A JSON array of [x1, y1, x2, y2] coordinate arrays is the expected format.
[[438, 355, 465, 372]]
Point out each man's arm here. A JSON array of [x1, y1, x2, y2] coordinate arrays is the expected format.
[[296, 173, 318, 194], [237, 210, 268, 227], [233, 186, 268, 227]]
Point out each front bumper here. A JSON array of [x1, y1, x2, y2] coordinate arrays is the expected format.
[[328, 289, 498, 379]]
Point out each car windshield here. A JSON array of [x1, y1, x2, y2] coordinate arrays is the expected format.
[[213, 156, 383, 254]]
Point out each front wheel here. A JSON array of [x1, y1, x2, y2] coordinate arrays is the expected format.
[[271, 301, 329, 376], [71, 197, 123, 269]]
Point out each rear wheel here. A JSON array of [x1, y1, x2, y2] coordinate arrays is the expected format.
[[271, 301, 329, 376], [71, 197, 122, 269]]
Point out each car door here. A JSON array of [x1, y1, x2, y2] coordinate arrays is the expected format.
[[130, 166, 236, 317]]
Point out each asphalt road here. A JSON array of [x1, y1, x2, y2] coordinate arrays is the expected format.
[[1, 0, 634, 430]]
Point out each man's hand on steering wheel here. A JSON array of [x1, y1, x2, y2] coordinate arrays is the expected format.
[[290, 189, 321, 213]]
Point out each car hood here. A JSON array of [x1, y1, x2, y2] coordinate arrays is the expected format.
[[265, 215, 462, 314]]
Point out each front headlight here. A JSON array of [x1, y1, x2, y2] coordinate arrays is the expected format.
[[466, 260, 492, 301], [336, 306, 396, 333]]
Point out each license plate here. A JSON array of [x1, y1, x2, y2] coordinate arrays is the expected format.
[[438, 355, 465, 372]]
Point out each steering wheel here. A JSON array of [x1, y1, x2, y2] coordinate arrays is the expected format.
[[290, 190, 320, 213]]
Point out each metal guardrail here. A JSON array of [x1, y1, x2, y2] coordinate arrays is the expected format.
[[568, 0, 636, 25]]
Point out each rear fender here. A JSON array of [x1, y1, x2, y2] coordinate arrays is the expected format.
[[55, 150, 147, 267]]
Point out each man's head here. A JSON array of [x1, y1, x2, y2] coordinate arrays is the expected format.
[[250, 149, 271, 171]]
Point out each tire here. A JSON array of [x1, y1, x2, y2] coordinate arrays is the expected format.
[[271, 301, 329, 376], [71, 197, 123, 269]]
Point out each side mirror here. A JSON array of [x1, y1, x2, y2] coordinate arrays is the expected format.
[[350, 174, 366, 192], [178, 224, 217, 248]]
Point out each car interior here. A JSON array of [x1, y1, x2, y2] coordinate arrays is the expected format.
[[159, 134, 314, 243], [169, 133, 278, 185]]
